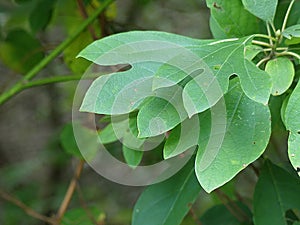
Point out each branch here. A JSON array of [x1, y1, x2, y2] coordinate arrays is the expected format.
[[0, 188, 57, 225], [214, 189, 250, 223], [0, 0, 115, 106], [77, 0, 98, 40], [56, 159, 85, 222]]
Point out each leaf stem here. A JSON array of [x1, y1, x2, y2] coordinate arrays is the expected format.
[[252, 40, 272, 48], [281, 0, 296, 33], [0, 188, 57, 224], [275, 51, 300, 59], [0, 0, 114, 106], [256, 56, 271, 67], [253, 33, 276, 41], [266, 23, 274, 46]]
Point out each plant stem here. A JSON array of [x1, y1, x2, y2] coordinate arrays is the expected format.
[[253, 33, 276, 41], [256, 56, 271, 67], [275, 51, 300, 59], [266, 23, 274, 46], [0, 0, 114, 106], [281, 0, 296, 33], [0, 188, 57, 224], [56, 160, 85, 222], [21, 73, 100, 89], [252, 40, 272, 48]]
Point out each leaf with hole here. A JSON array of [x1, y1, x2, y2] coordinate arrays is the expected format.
[[195, 79, 271, 193]]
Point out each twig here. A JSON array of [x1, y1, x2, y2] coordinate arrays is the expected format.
[[0, 188, 57, 224], [56, 159, 85, 222], [188, 203, 203, 225], [76, 184, 102, 225], [0, 0, 115, 106], [214, 189, 249, 223], [77, 0, 98, 40]]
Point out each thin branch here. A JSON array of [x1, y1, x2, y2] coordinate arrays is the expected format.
[[56, 159, 85, 222], [188, 203, 203, 225], [266, 23, 274, 46], [214, 189, 250, 223], [77, 0, 98, 40], [76, 184, 101, 225], [0, 0, 115, 106], [0, 188, 57, 225], [21, 73, 101, 89]]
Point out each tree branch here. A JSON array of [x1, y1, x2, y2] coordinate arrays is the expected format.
[[56, 159, 85, 222], [0, 0, 115, 106], [0, 188, 57, 224]]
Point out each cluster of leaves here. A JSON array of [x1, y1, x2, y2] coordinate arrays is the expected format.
[[74, 0, 300, 224]]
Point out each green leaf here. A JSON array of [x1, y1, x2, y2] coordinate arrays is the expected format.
[[0, 29, 44, 74], [196, 79, 271, 193], [207, 0, 261, 38], [29, 0, 56, 33], [209, 15, 227, 39], [132, 160, 201, 225], [245, 45, 263, 61], [163, 115, 199, 159], [98, 123, 118, 144], [80, 62, 159, 115], [284, 81, 300, 174], [61, 207, 105, 225], [253, 160, 300, 225], [283, 24, 300, 39], [137, 85, 187, 138], [242, 0, 278, 22], [200, 202, 252, 225], [265, 57, 295, 96], [122, 145, 143, 168], [60, 123, 99, 160], [285, 37, 300, 45]]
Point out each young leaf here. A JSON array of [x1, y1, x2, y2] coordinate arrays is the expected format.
[[265, 57, 295, 96], [137, 85, 187, 138], [242, 0, 278, 22], [207, 0, 261, 38], [283, 80, 300, 174], [282, 24, 300, 39], [195, 79, 271, 193], [253, 160, 300, 225], [163, 115, 199, 159], [132, 160, 201, 225], [122, 145, 143, 168], [245, 45, 263, 61], [98, 123, 118, 144]]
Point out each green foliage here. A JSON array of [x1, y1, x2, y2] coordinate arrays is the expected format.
[[242, 0, 278, 22], [61, 207, 105, 225], [253, 160, 300, 225], [132, 160, 201, 225]]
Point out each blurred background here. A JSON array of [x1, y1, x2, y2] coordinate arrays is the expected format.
[[0, 0, 213, 224]]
